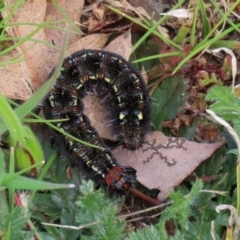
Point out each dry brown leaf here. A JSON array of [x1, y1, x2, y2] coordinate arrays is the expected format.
[[88, 3, 108, 31], [44, 0, 84, 46], [0, 51, 34, 100], [114, 131, 225, 201], [2, 0, 48, 90], [103, 29, 132, 59], [83, 94, 114, 140], [67, 33, 110, 55], [105, 0, 169, 38]]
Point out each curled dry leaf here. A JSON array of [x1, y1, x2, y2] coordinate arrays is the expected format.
[[115, 131, 225, 201]]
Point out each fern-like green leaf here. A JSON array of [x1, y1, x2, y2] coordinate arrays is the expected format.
[[75, 180, 125, 240], [156, 180, 203, 238], [126, 225, 161, 240], [206, 85, 240, 120]]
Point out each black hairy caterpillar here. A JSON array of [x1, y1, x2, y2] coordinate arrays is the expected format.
[[43, 49, 151, 193]]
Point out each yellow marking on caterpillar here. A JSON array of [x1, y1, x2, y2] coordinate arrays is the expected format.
[[137, 111, 143, 120], [89, 75, 97, 80], [113, 85, 118, 92], [119, 112, 125, 120], [131, 74, 138, 79], [49, 94, 56, 107], [91, 165, 99, 172], [110, 57, 119, 61], [81, 53, 87, 58], [73, 98, 77, 106], [76, 83, 83, 89], [104, 77, 111, 83]]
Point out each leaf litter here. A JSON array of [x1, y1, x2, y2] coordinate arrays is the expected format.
[[1, 0, 228, 202]]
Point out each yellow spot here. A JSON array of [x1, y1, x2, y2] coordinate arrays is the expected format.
[[119, 112, 125, 120], [132, 74, 137, 79], [73, 148, 78, 152], [113, 85, 118, 92], [104, 77, 111, 83], [49, 95, 55, 107], [89, 75, 97, 80], [76, 83, 83, 89], [91, 165, 98, 172], [72, 99, 76, 106], [111, 57, 118, 61], [137, 111, 143, 120]]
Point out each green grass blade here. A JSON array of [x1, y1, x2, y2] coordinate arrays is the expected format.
[[173, 23, 240, 75], [210, 40, 240, 49], [132, 51, 182, 63], [2, 172, 75, 190], [190, 3, 199, 47], [0, 93, 26, 144], [0, 149, 3, 185], [198, 0, 211, 38]]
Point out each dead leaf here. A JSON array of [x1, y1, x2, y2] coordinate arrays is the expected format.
[[103, 30, 132, 59], [88, 3, 108, 31], [2, 0, 48, 89], [114, 131, 225, 201], [44, 0, 84, 46], [83, 94, 114, 141], [67, 33, 110, 55], [195, 124, 221, 143], [106, 0, 169, 37], [0, 51, 34, 100]]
